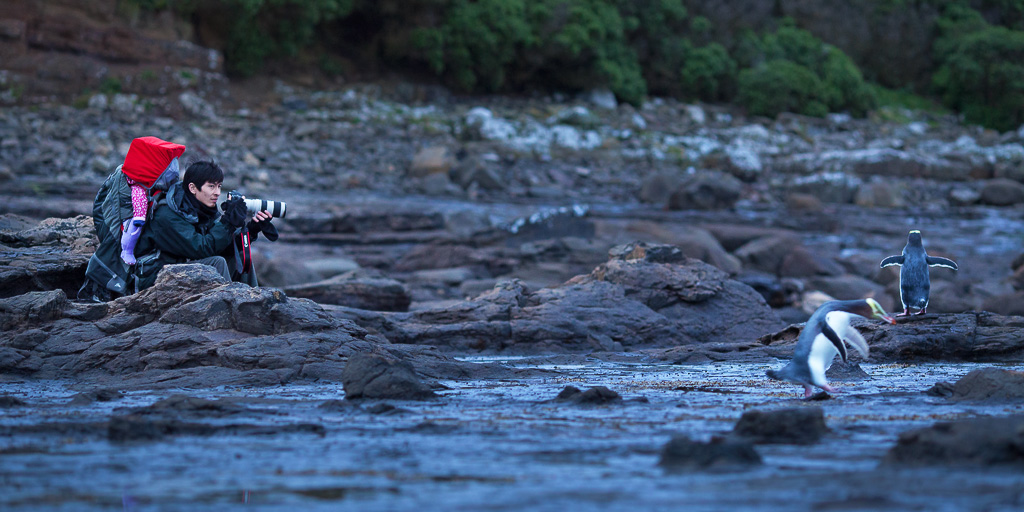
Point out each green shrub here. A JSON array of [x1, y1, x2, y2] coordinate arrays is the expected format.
[[679, 43, 736, 102], [933, 25, 1024, 131], [737, 60, 829, 118], [735, 21, 874, 117], [412, 0, 530, 92]]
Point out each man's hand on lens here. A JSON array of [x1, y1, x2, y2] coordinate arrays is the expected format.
[[220, 197, 248, 228], [248, 210, 279, 241]]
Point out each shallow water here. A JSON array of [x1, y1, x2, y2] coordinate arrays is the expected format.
[[2, 361, 1024, 511]]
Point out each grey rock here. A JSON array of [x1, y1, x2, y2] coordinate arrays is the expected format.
[[341, 351, 436, 400], [883, 415, 1024, 467], [927, 367, 1024, 402], [729, 407, 828, 445], [659, 436, 762, 471]]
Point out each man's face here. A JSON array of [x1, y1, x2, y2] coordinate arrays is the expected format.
[[189, 181, 221, 208]]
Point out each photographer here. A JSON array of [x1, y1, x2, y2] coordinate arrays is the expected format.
[[133, 160, 277, 290]]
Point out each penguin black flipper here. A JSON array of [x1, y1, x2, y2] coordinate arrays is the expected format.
[[926, 256, 958, 270], [821, 321, 848, 363], [880, 255, 904, 268]]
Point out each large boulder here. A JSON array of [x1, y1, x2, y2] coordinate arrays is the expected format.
[[883, 415, 1024, 467], [0, 263, 507, 389], [283, 270, 412, 311], [341, 351, 437, 400], [926, 368, 1024, 402], [334, 242, 783, 353], [760, 312, 1024, 363], [0, 216, 95, 298], [729, 407, 829, 445]]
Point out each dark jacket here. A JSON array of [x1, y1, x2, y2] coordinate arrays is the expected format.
[[134, 182, 236, 289]]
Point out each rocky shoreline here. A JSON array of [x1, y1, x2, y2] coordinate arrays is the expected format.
[[4, 83, 1024, 509]]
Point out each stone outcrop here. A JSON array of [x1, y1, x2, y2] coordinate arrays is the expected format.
[[728, 407, 829, 445], [331, 242, 783, 353], [659, 436, 763, 471], [0, 263, 520, 389], [0, 215, 95, 298], [926, 368, 1024, 402], [759, 313, 1024, 363], [883, 415, 1024, 467]]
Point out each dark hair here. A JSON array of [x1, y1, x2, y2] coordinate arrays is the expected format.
[[182, 160, 224, 193]]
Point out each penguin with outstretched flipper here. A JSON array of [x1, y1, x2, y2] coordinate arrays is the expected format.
[[767, 299, 895, 398], [879, 230, 958, 316]]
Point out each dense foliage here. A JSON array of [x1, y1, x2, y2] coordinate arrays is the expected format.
[[127, 0, 1024, 130], [932, 2, 1024, 130]]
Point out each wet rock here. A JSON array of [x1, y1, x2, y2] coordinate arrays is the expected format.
[[107, 414, 325, 443], [348, 243, 782, 353], [883, 415, 1024, 467], [0, 394, 26, 407], [667, 172, 743, 210], [69, 388, 124, 405], [981, 291, 1024, 316], [658, 436, 762, 471], [855, 181, 905, 208], [826, 361, 870, 381], [860, 312, 1024, 362], [554, 385, 622, 405], [979, 178, 1024, 206], [341, 351, 437, 400], [734, 235, 802, 274], [283, 270, 412, 311], [409, 146, 454, 178], [129, 395, 253, 417], [364, 403, 411, 415], [729, 407, 828, 444], [927, 367, 1024, 402], [778, 246, 845, 278], [0, 290, 67, 331]]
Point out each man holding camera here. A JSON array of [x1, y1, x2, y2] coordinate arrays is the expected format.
[[133, 160, 277, 290]]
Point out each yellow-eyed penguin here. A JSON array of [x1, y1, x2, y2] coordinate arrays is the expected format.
[[766, 299, 895, 397], [879, 230, 958, 316]]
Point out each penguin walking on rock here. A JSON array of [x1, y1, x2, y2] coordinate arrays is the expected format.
[[767, 299, 895, 397], [880, 230, 958, 316]]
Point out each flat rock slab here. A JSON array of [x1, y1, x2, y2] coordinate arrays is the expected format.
[[884, 415, 1024, 467]]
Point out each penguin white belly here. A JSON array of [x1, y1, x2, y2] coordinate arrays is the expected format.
[[808, 312, 857, 386], [807, 333, 837, 386]]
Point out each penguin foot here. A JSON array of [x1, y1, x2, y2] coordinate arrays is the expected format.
[[820, 384, 838, 393], [896, 308, 912, 317], [916, 307, 928, 316], [803, 385, 814, 398]]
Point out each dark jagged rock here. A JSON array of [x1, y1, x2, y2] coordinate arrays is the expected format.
[[826, 360, 870, 381], [341, 351, 437, 400], [107, 415, 325, 443], [926, 368, 1024, 402], [883, 415, 1024, 467], [336, 243, 782, 353], [0, 394, 27, 407], [69, 388, 124, 405], [659, 436, 762, 471], [760, 313, 1024, 363], [283, 270, 412, 311], [554, 385, 622, 405], [0, 216, 95, 298], [0, 263, 511, 390], [729, 407, 829, 445]]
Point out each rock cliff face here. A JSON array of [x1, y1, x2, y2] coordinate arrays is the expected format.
[[0, 0, 220, 103]]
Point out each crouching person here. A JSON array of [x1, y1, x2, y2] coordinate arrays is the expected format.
[[133, 160, 276, 290]]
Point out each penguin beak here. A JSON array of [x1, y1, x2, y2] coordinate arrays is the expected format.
[[866, 298, 896, 324]]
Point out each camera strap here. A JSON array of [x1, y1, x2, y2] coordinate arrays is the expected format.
[[237, 229, 252, 273]]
